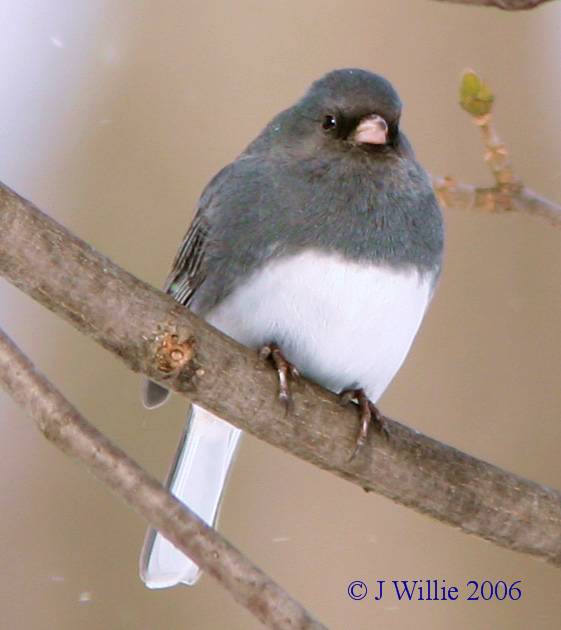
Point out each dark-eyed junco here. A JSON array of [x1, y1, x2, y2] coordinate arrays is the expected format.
[[140, 68, 444, 588]]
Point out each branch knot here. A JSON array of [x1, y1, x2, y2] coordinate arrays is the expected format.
[[155, 332, 196, 374]]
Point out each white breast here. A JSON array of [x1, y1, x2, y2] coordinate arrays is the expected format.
[[207, 249, 434, 402]]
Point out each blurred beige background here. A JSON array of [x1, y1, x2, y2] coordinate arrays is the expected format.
[[1, 1, 561, 629]]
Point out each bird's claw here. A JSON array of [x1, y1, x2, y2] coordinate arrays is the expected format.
[[340, 388, 388, 460], [260, 343, 299, 412]]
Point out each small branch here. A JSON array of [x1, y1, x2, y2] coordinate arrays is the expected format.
[[0, 326, 325, 630], [433, 178, 561, 228], [1, 181, 561, 568], [433, 0, 554, 10], [473, 112, 520, 192], [434, 70, 561, 227]]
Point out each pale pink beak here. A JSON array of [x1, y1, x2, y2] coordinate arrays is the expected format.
[[353, 114, 388, 145]]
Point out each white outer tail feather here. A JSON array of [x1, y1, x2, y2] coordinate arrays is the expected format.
[[140, 406, 242, 588]]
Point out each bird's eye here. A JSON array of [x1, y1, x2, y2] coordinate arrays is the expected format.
[[322, 115, 337, 131]]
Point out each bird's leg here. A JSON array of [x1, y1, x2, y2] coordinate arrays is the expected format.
[[259, 342, 299, 411], [339, 388, 388, 459]]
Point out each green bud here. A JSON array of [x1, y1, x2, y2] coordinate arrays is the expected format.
[[459, 70, 494, 117]]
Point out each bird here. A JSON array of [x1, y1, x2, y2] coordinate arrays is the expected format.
[[139, 68, 444, 589]]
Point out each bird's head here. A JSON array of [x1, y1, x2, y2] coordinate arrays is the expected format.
[[273, 69, 408, 158]]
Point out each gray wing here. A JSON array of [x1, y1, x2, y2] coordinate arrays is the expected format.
[[161, 156, 252, 307], [163, 214, 209, 305]]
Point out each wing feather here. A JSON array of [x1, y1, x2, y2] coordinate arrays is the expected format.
[[164, 215, 209, 306]]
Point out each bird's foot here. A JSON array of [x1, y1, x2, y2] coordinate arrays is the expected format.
[[339, 388, 388, 460], [259, 343, 300, 412]]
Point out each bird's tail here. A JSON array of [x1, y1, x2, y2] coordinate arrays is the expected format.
[[139, 405, 242, 588]]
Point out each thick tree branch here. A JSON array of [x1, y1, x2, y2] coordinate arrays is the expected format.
[[1, 181, 561, 568], [0, 326, 325, 630], [433, 0, 554, 10]]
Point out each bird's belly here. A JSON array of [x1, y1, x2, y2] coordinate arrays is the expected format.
[[206, 249, 433, 401]]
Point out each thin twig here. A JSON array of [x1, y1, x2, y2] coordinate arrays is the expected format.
[[434, 71, 561, 227], [433, 178, 561, 228], [0, 326, 326, 630], [433, 0, 554, 10], [1, 180, 561, 567]]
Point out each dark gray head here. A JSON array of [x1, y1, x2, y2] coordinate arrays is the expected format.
[[257, 68, 410, 158]]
